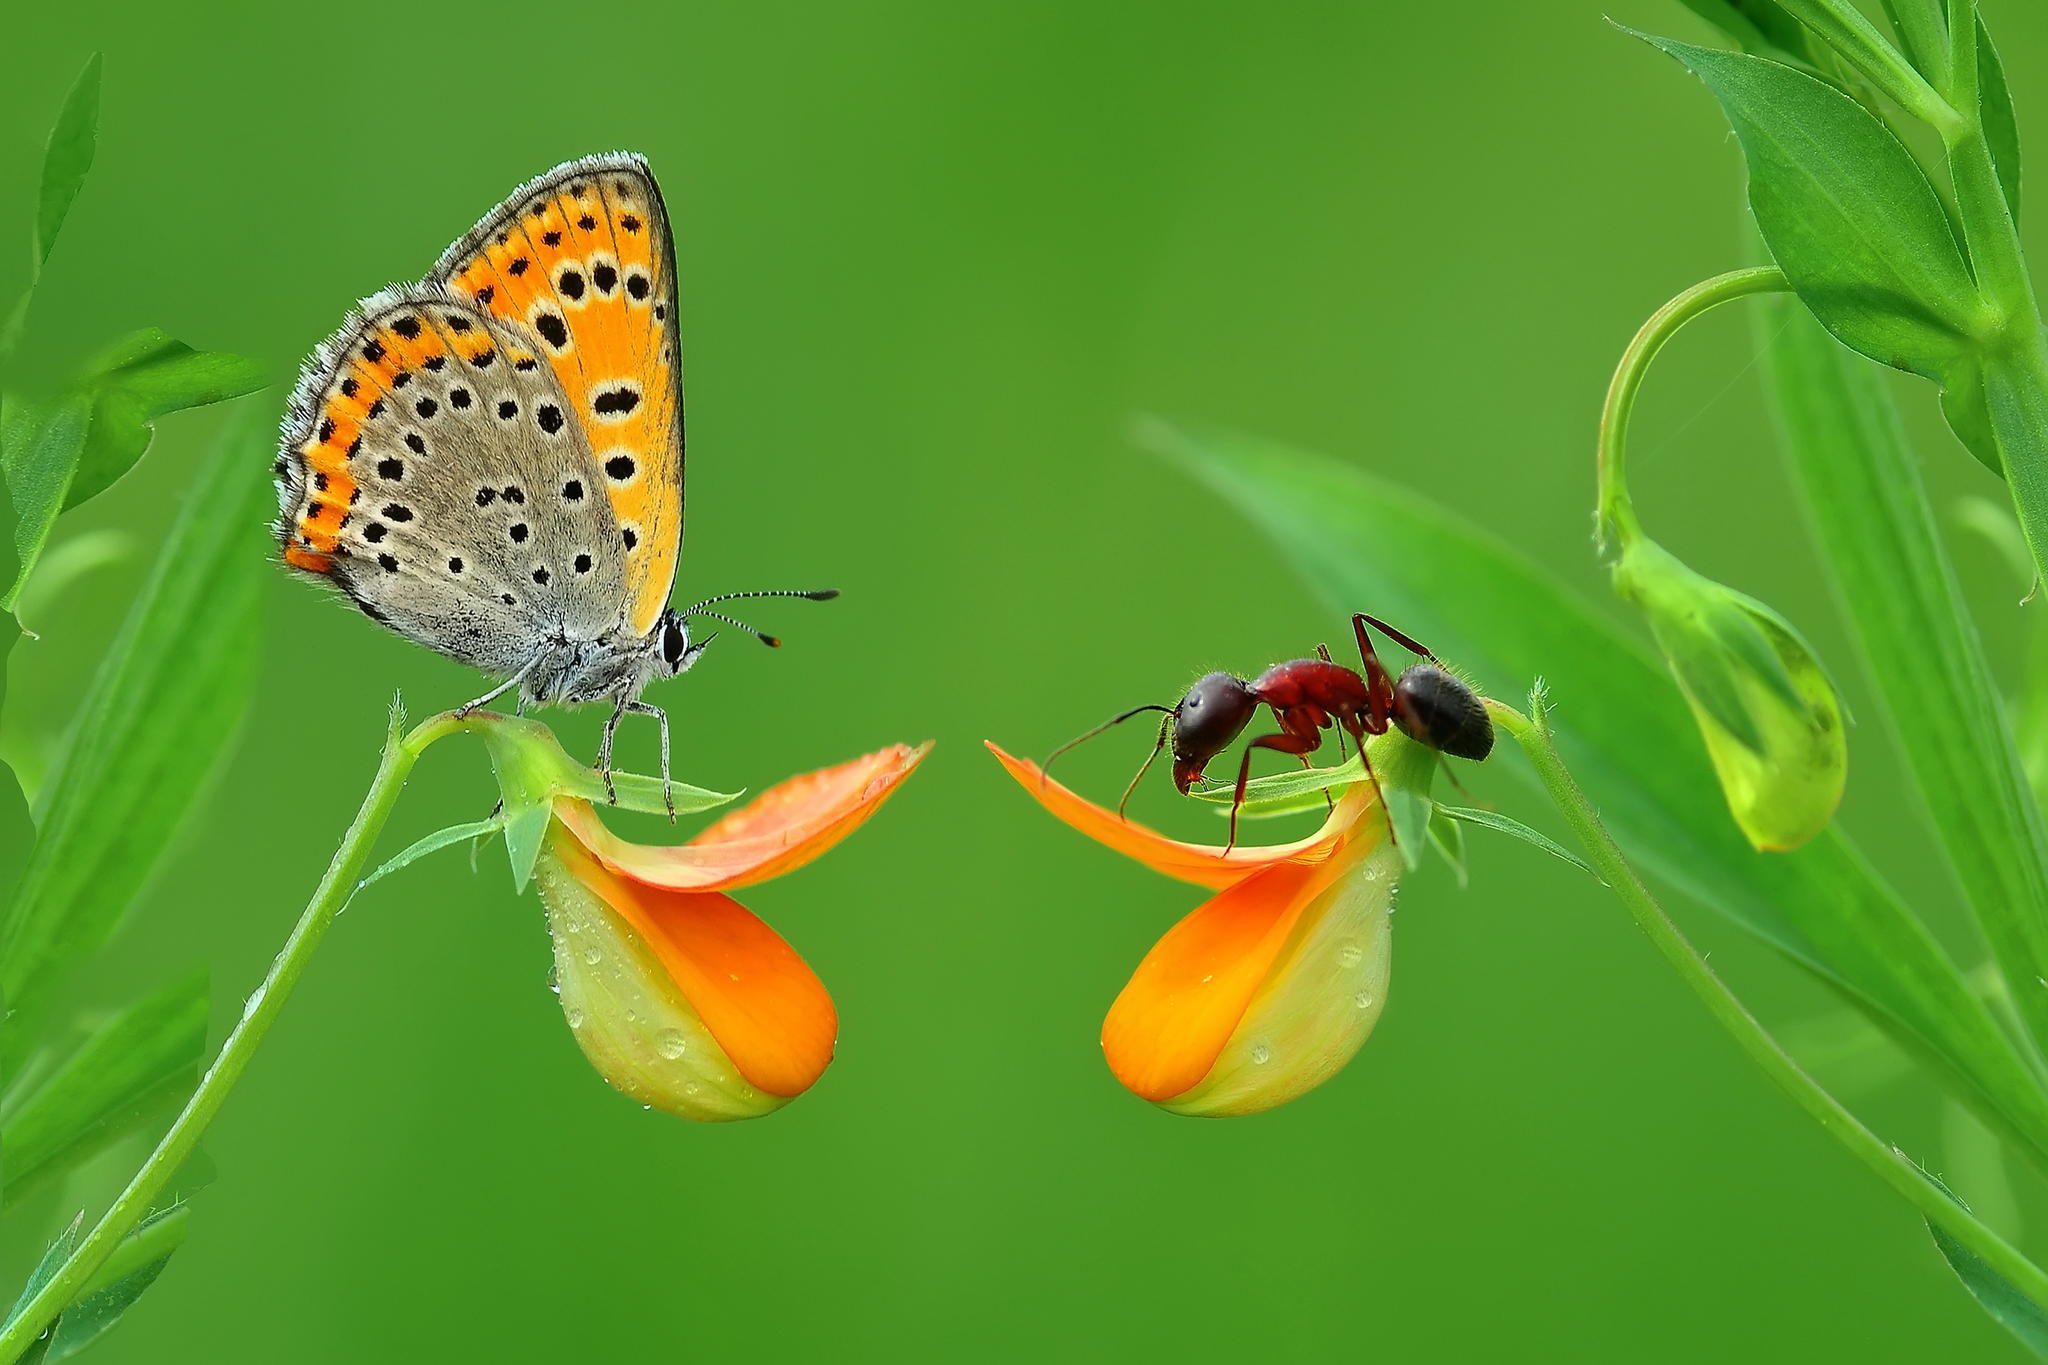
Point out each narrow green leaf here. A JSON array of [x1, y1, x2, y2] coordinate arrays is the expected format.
[[1917, 1167, 2048, 1357], [1437, 805, 1603, 882], [355, 817, 507, 899], [66, 330, 266, 511], [1, 394, 92, 611], [1188, 754, 1365, 807], [1427, 808, 1469, 887], [40, 1204, 189, 1362], [1758, 297, 2048, 1067], [33, 55, 101, 274], [1629, 30, 1985, 376], [1147, 419, 2048, 1168], [1978, 17, 2021, 226], [1879, 0, 1949, 88], [0, 971, 207, 1207], [1677, 0, 1820, 62], [4, 1211, 83, 1341], [0, 407, 268, 1020]]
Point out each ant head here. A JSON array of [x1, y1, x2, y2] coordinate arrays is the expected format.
[[1391, 664, 1493, 760], [1170, 672, 1260, 791]]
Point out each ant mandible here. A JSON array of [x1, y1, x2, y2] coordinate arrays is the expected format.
[[1045, 614, 1493, 849]]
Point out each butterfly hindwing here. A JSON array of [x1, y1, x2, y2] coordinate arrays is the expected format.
[[432, 152, 683, 638], [276, 289, 629, 665]]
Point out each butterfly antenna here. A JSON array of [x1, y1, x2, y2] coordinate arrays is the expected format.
[[683, 609, 782, 647], [678, 588, 839, 649]]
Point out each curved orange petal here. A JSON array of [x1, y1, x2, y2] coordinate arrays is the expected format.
[[550, 830, 836, 1099], [985, 741, 1347, 888], [558, 741, 932, 893], [1101, 855, 1350, 1101]]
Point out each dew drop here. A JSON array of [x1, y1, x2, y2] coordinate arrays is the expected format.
[[1336, 941, 1364, 968], [1354, 990, 1375, 1010], [564, 1005, 586, 1029], [657, 1029, 688, 1060], [1249, 1043, 1272, 1066], [241, 987, 266, 1022], [581, 944, 602, 965]]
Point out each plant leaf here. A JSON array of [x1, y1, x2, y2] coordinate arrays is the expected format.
[[66, 331, 266, 511], [2, 393, 93, 612], [1757, 296, 2048, 1067], [354, 818, 507, 900], [0, 406, 268, 1022], [39, 1204, 189, 1362], [33, 55, 102, 275], [0, 971, 207, 1208], [1978, 17, 2021, 227], [1676, 0, 1821, 63], [4, 1210, 83, 1356], [1628, 29, 1983, 379], [1146, 418, 2048, 1169], [1917, 1167, 2048, 1358], [1437, 805, 1603, 881]]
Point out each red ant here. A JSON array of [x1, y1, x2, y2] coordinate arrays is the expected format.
[[1045, 614, 1493, 849]]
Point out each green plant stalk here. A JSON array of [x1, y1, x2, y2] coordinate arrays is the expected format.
[[1759, 295, 2048, 1080], [0, 708, 465, 1365], [1487, 693, 2048, 1310], [1595, 266, 1788, 549], [1935, 0, 2048, 588], [1774, 0, 1960, 132]]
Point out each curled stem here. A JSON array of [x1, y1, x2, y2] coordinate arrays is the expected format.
[[1485, 691, 2048, 1308], [0, 707, 470, 1364], [1596, 266, 1791, 549]]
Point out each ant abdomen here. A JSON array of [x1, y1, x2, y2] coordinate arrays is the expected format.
[[1392, 664, 1493, 760]]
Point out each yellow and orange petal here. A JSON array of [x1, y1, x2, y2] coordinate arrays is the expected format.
[[556, 742, 931, 893], [985, 742, 1356, 889], [538, 824, 837, 1121]]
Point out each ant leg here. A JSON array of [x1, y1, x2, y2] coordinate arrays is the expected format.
[[625, 700, 674, 821], [1116, 713, 1174, 820], [1347, 618, 1401, 723], [1355, 612, 1443, 665], [1343, 717, 1400, 846], [1226, 729, 1321, 853]]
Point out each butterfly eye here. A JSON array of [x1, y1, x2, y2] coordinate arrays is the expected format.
[[661, 617, 689, 671]]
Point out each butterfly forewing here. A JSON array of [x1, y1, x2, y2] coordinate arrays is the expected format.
[[431, 152, 683, 638], [276, 290, 630, 666]]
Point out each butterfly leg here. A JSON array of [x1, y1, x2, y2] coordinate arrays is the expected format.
[[456, 660, 535, 719], [624, 700, 674, 821], [596, 695, 629, 805]]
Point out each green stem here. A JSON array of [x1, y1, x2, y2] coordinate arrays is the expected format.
[[1596, 267, 1790, 550], [1487, 693, 2048, 1308], [0, 708, 467, 1365], [1775, 0, 1961, 133]]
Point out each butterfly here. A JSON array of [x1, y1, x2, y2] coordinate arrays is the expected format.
[[273, 152, 832, 808]]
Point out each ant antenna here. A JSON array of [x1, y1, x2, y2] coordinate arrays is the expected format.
[[678, 588, 839, 649], [1041, 703, 1174, 785]]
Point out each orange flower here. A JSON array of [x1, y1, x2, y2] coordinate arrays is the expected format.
[[531, 742, 930, 1121], [988, 741, 1402, 1117]]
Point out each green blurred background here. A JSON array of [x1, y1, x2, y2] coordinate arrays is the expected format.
[[5, 0, 2047, 1359]]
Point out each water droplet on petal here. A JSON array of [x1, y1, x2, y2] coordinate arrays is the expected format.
[[581, 944, 602, 965], [1354, 991, 1374, 1010], [1336, 941, 1363, 968], [1249, 1043, 1272, 1066], [564, 1005, 586, 1029], [657, 1029, 688, 1060]]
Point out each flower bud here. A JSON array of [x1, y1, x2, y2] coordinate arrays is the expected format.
[[1613, 537, 1845, 851]]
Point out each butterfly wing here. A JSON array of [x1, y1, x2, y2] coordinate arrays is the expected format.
[[431, 152, 683, 639], [276, 288, 630, 664]]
